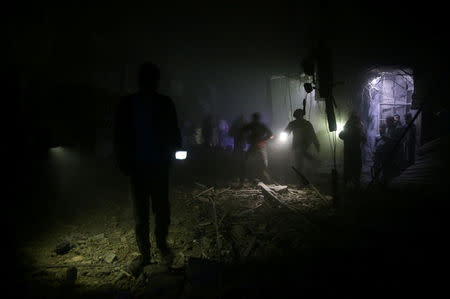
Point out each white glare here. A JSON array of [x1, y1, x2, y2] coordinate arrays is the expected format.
[[175, 151, 187, 160], [337, 122, 344, 134], [369, 76, 381, 86], [279, 132, 288, 142]]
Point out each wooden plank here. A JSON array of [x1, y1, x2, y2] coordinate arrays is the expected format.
[[208, 196, 222, 252], [193, 187, 214, 198], [215, 187, 231, 196], [269, 185, 288, 193], [258, 182, 279, 204], [258, 182, 317, 230]]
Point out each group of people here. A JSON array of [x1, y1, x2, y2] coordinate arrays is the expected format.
[[200, 115, 232, 149], [112, 62, 417, 275], [338, 110, 417, 188], [373, 112, 416, 182], [227, 108, 322, 185], [113, 63, 279, 275]]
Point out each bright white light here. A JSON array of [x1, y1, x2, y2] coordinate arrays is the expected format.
[[279, 132, 288, 142], [175, 151, 187, 160], [369, 76, 381, 86], [337, 122, 344, 134]]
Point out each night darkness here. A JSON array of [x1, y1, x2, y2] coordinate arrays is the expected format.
[[5, 1, 450, 298]]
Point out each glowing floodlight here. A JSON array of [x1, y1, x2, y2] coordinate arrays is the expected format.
[[279, 132, 288, 142], [369, 76, 381, 87], [337, 122, 344, 134], [175, 151, 187, 160]]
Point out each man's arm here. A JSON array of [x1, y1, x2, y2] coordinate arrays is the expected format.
[[284, 122, 293, 133], [309, 123, 320, 152], [265, 125, 273, 140]]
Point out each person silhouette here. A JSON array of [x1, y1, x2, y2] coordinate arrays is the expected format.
[[284, 109, 320, 180], [114, 62, 181, 275], [241, 112, 273, 183]]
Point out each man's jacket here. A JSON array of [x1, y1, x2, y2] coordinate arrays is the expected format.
[[113, 92, 181, 175]]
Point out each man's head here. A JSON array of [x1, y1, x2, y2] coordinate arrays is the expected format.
[[293, 109, 304, 119], [251, 112, 261, 122], [393, 114, 401, 123], [405, 112, 413, 124], [138, 62, 160, 92]]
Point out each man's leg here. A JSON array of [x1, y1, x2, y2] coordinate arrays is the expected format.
[[130, 172, 151, 264], [260, 148, 271, 183], [239, 150, 248, 184], [244, 149, 255, 182], [150, 167, 171, 257], [294, 150, 306, 186]]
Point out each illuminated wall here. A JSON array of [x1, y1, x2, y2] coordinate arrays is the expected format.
[[360, 68, 418, 168]]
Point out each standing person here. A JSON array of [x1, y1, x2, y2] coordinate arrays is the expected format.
[[201, 114, 214, 148], [284, 109, 320, 178], [384, 115, 404, 181], [241, 112, 273, 183], [229, 115, 247, 184], [339, 112, 366, 189], [404, 112, 416, 166], [393, 113, 403, 129], [393, 113, 407, 166], [229, 114, 247, 153], [114, 63, 181, 275], [218, 118, 230, 149]]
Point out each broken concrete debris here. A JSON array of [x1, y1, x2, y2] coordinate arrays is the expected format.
[[54, 241, 73, 255], [27, 182, 330, 295], [69, 255, 83, 262], [92, 233, 105, 241], [105, 252, 117, 264]]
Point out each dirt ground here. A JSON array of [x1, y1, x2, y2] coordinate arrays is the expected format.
[[16, 182, 333, 298]]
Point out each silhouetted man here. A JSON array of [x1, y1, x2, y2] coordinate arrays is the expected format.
[[379, 116, 402, 183], [229, 115, 247, 153], [241, 112, 273, 183], [284, 109, 320, 178], [404, 112, 416, 166], [339, 112, 366, 189], [114, 63, 181, 275], [229, 114, 247, 184]]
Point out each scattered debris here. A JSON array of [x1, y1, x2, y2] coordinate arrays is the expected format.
[[23, 182, 332, 294], [69, 255, 83, 262], [92, 233, 105, 241], [193, 187, 215, 198], [269, 185, 288, 193], [105, 252, 117, 263], [54, 241, 73, 255]]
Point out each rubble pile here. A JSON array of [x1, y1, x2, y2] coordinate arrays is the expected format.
[[178, 182, 333, 263], [21, 182, 332, 294]]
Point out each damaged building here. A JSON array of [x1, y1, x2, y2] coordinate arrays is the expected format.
[[6, 1, 450, 298]]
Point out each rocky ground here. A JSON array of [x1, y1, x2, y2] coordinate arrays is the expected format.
[[18, 182, 333, 298]]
